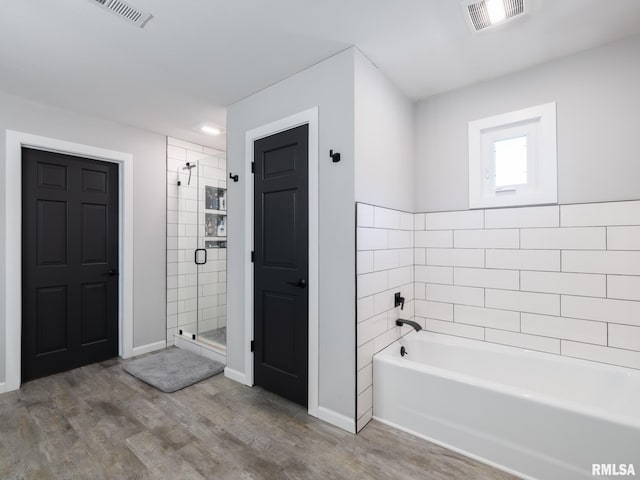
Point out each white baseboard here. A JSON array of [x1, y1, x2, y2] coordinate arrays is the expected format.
[[318, 406, 356, 434], [131, 340, 166, 357], [222, 369, 355, 434], [224, 367, 250, 386], [221, 367, 356, 434], [0, 382, 6, 394]]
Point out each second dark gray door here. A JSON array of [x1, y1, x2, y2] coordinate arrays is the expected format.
[[253, 124, 309, 407]]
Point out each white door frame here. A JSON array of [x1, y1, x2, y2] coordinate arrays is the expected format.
[[241, 108, 319, 418], [2, 130, 134, 392]]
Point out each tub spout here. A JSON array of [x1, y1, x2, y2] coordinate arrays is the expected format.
[[396, 319, 422, 332]]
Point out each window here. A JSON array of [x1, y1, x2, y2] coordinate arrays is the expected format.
[[468, 102, 557, 209], [494, 135, 527, 188]]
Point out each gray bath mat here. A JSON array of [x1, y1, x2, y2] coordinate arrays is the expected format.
[[123, 348, 224, 393]]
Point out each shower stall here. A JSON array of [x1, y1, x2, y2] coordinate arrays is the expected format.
[[167, 138, 227, 353]]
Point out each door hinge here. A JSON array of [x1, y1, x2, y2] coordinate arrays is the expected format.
[[251, 251, 255, 263], [250, 340, 255, 352], [251, 162, 255, 174]]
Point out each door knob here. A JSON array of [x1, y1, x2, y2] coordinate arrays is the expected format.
[[106, 269, 119, 276], [287, 279, 307, 288]]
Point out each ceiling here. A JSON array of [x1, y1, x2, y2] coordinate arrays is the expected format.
[[1, 0, 639, 150]]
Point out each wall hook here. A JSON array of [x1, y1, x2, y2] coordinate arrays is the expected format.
[[229, 173, 239, 182], [329, 150, 341, 163]]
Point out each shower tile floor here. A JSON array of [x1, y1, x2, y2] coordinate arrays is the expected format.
[[198, 326, 226, 346]]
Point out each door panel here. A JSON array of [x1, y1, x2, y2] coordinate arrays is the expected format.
[[81, 282, 108, 345], [22, 148, 119, 382], [263, 189, 297, 267], [36, 286, 68, 355], [81, 203, 107, 263], [81, 168, 107, 193], [254, 124, 309, 407], [263, 144, 297, 178], [37, 162, 67, 189], [37, 200, 67, 265], [262, 290, 297, 373]]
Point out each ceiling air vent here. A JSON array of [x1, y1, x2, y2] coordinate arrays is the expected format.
[[463, 0, 526, 32], [91, 0, 153, 28]]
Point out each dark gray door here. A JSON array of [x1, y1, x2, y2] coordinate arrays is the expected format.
[[22, 148, 119, 382], [253, 124, 309, 407]]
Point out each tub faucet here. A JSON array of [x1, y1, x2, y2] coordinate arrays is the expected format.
[[396, 319, 422, 332]]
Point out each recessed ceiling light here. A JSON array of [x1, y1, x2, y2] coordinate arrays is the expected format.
[[200, 125, 223, 136]]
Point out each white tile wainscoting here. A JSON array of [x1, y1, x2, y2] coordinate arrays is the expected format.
[[415, 202, 640, 366], [356, 203, 416, 432], [356, 200, 640, 431]]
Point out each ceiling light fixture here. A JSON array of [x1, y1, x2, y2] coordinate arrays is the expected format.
[[485, 0, 507, 24], [200, 125, 223, 136], [462, 0, 526, 32]]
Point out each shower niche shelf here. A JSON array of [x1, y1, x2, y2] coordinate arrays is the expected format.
[[205, 240, 227, 249], [204, 185, 226, 246], [205, 186, 226, 211], [205, 213, 226, 238]]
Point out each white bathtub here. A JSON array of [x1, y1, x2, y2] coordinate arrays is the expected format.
[[373, 331, 640, 480]]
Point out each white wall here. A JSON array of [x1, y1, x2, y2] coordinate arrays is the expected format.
[[415, 34, 640, 213], [0, 91, 167, 382], [226, 49, 356, 422], [354, 51, 415, 212]]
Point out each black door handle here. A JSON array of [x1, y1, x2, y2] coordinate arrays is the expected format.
[[105, 269, 119, 276], [287, 279, 307, 288]]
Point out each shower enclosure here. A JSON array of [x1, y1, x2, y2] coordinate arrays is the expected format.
[[167, 139, 227, 351]]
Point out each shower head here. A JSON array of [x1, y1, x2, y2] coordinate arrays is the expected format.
[[178, 162, 197, 186]]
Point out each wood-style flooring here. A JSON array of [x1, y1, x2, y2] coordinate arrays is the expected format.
[[0, 350, 517, 479]]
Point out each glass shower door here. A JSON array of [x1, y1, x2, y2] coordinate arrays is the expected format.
[[173, 159, 198, 341], [195, 154, 227, 349]]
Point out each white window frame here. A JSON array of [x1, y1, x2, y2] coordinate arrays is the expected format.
[[469, 102, 557, 209]]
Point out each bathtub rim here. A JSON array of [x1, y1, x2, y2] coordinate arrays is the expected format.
[[374, 331, 640, 431]]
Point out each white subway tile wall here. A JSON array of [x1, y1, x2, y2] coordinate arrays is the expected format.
[[484, 205, 559, 229], [520, 227, 606, 250], [561, 201, 640, 227], [356, 204, 415, 432], [454, 229, 519, 249], [607, 226, 640, 250], [167, 137, 227, 346], [425, 209, 484, 230], [413, 201, 640, 370]]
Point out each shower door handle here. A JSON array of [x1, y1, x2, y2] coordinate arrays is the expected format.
[[194, 248, 207, 265]]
